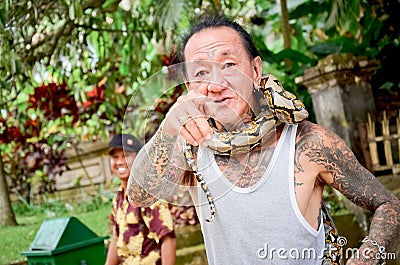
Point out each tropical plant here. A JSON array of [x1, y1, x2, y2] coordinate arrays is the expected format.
[[0, 0, 254, 225], [1, 0, 399, 226], [0, 0, 176, 225]]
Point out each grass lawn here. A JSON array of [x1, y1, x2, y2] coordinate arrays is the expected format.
[[0, 195, 209, 265], [0, 200, 112, 265]]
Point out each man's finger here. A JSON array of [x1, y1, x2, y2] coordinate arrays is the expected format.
[[179, 125, 199, 146], [184, 110, 212, 142]]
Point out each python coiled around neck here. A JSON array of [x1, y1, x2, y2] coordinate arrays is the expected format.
[[183, 74, 308, 222]]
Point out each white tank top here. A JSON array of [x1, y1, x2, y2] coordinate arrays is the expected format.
[[196, 124, 325, 265]]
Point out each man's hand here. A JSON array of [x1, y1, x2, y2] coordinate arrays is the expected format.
[[162, 89, 212, 146]]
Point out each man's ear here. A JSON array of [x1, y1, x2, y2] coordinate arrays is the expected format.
[[252, 56, 263, 84], [184, 78, 192, 91]]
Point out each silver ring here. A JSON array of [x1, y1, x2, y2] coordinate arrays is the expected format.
[[178, 115, 189, 126]]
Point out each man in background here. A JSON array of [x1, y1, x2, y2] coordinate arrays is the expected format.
[[105, 133, 176, 265]]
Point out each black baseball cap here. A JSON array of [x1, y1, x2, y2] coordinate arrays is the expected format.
[[107, 134, 143, 155]]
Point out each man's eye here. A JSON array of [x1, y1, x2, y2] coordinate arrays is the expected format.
[[194, 70, 206, 77]]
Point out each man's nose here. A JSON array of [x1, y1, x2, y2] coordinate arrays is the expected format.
[[207, 69, 227, 93], [115, 156, 126, 164]]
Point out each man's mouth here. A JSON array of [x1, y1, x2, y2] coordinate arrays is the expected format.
[[117, 167, 128, 173], [204, 97, 234, 117], [212, 97, 231, 104]]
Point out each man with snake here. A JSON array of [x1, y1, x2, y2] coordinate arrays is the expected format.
[[127, 14, 400, 265]]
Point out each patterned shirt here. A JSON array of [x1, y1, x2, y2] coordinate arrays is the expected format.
[[111, 186, 175, 265]]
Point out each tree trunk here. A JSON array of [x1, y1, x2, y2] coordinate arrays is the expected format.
[[280, 0, 293, 67], [0, 148, 18, 226], [280, 0, 291, 50]]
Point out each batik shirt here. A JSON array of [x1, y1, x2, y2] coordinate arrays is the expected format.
[[111, 186, 175, 265]]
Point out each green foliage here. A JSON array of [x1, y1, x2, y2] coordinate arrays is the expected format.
[[250, 0, 400, 121], [12, 192, 113, 217], [12, 199, 70, 217], [323, 187, 351, 216], [0, 0, 197, 205], [1, 0, 399, 225]]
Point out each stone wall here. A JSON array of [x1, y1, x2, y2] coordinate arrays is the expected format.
[[296, 53, 379, 167], [8, 140, 115, 204]]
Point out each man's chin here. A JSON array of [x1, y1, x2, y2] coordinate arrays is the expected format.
[[212, 115, 248, 131], [117, 175, 130, 181]]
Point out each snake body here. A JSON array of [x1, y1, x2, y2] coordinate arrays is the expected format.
[[183, 74, 308, 222], [183, 141, 216, 222]]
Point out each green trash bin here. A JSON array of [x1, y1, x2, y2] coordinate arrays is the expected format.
[[21, 217, 109, 265]]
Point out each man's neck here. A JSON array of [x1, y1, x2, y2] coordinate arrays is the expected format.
[[121, 182, 128, 198]]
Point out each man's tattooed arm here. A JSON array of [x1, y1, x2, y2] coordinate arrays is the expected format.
[[127, 129, 189, 207], [298, 121, 400, 264]]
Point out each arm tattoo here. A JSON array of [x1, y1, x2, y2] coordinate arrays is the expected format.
[[127, 129, 187, 206], [294, 180, 304, 187], [297, 121, 400, 250]]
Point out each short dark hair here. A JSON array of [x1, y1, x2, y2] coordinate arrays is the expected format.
[[180, 14, 259, 62]]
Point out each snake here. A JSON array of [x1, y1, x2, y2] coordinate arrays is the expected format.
[[182, 74, 308, 222], [181, 74, 342, 264]]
